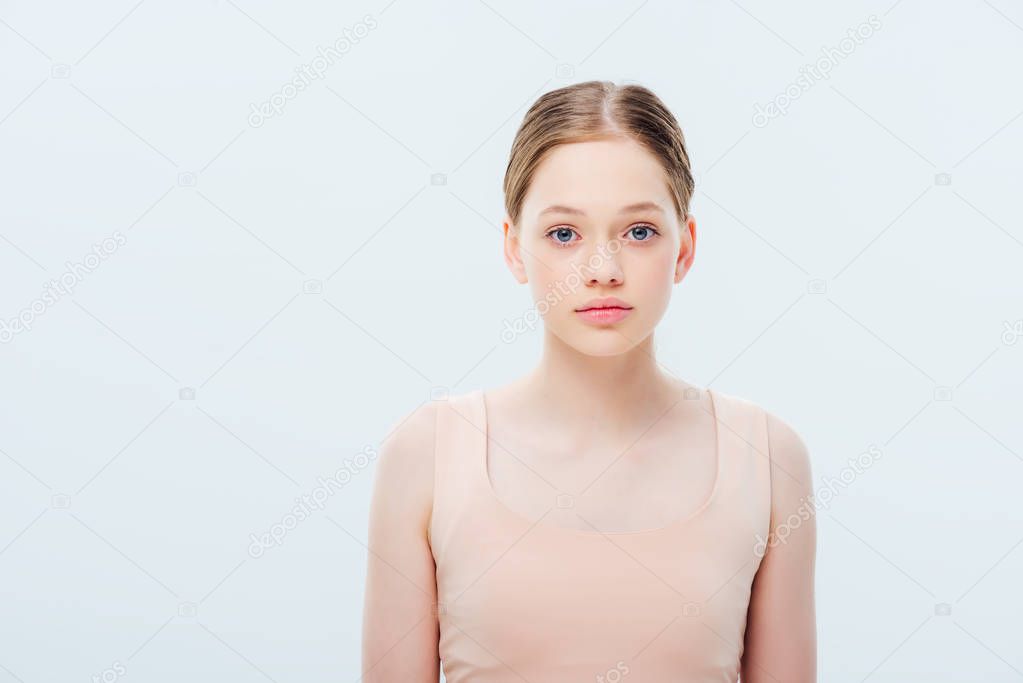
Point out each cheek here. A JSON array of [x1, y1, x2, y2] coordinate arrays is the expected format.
[[524, 265, 567, 317], [525, 250, 581, 293], [623, 249, 676, 322], [632, 267, 673, 314], [625, 245, 678, 287], [527, 261, 564, 294]]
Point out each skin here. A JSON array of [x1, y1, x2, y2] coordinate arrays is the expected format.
[[362, 135, 817, 681]]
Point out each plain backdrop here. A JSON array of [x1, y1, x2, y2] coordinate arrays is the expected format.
[[1, 0, 1022, 681]]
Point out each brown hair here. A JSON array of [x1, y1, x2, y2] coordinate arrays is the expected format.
[[503, 80, 695, 230]]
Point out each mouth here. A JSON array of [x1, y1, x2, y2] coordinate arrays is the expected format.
[[574, 305, 633, 312], [574, 305, 634, 325], [574, 296, 633, 313]]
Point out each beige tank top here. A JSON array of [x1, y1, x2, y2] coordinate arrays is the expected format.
[[429, 388, 771, 682]]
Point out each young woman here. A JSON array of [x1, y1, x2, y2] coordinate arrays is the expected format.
[[362, 80, 817, 682]]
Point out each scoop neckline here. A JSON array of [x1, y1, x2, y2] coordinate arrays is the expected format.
[[475, 387, 721, 538]]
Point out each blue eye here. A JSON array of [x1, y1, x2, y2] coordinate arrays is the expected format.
[[545, 227, 578, 245], [544, 224, 660, 246], [627, 224, 659, 241]]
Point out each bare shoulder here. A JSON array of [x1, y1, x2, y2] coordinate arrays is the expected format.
[[764, 408, 813, 488], [760, 405, 814, 535], [737, 399, 818, 679], [369, 399, 440, 543], [379, 398, 439, 464], [363, 399, 443, 680], [716, 389, 814, 515]]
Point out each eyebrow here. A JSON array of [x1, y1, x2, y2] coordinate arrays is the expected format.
[[538, 201, 665, 217]]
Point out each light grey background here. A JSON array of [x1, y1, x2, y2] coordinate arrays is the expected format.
[[1, 0, 1021, 681]]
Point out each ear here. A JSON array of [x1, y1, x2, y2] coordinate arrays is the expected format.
[[674, 213, 697, 284], [503, 218, 528, 284]]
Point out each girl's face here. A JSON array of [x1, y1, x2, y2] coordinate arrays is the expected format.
[[505, 136, 697, 356]]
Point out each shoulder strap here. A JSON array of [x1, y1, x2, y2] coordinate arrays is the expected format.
[[709, 389, 772, 568], [429, 391, 484, 565]]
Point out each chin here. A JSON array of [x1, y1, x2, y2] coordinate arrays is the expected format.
[[552, 325, 647, 356]]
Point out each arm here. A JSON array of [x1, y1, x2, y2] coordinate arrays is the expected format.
[[740, 411, 818, 682], [361, 401, 440, 682]]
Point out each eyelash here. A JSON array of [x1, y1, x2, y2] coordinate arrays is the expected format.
[[544, 223, 661, 247]]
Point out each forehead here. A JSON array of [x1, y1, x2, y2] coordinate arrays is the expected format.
[[522, 137, 673, 221]]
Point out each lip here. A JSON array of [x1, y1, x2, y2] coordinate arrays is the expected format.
[[574, 296, 633, 312], [573, 297, 634, 326], [576, 307, 633, 325]]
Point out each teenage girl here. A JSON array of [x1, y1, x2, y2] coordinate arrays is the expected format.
[[362, 80, 817, 682]]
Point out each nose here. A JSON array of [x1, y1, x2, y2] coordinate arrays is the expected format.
[[583, 241, 623, 286]]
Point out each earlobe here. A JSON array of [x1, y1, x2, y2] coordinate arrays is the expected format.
[[674, 215, 696, 284], [674, 250, 686, 283], [503, 221, 529, 284]]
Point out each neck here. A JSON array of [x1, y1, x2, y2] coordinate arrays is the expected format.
[[517, 328, 686, 432]]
